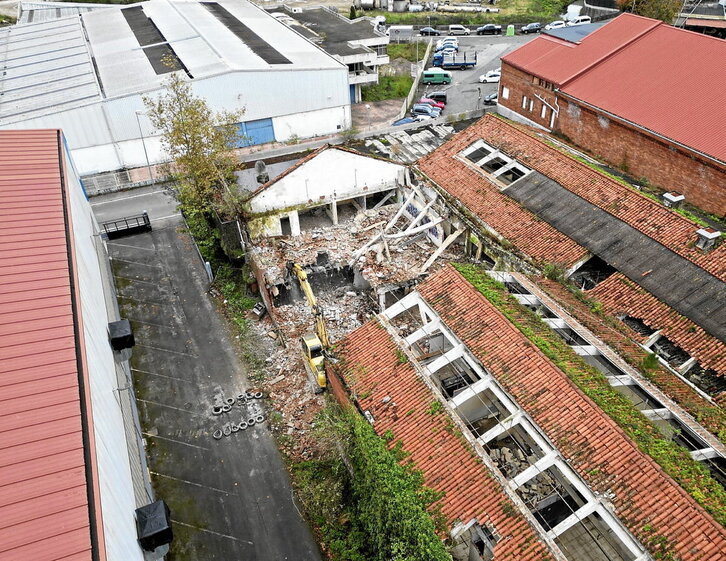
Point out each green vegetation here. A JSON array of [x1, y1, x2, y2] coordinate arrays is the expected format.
[[361, 75, 414, 102], [366, 0, 569, 27], [387, 43, 425, 63], [0, 15, 15, 25], [290, 404, 450, 561], [453, 263, 726, 527], [618, 0, 682, 23]]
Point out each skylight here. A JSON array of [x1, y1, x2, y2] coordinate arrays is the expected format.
[[461, 140, 531, 186]]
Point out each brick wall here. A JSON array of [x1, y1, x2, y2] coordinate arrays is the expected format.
[[556, 97, 726, 216], [499, 63, 559, 130]]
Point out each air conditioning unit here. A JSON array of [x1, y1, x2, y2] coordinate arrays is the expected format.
[[135, 500, 173, 552]]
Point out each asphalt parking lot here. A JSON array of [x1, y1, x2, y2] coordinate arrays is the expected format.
[[91, 190, 321, 561], [412, 33, 535, 117]]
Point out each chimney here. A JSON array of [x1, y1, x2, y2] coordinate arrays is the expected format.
[[662, 191, 685, 209], [695, 228, 721, 252]]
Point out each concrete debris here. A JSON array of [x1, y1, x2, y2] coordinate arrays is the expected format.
[[364, 124, 455, 164]]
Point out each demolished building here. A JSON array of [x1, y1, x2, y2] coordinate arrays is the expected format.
[[329, 265, 726, 561]]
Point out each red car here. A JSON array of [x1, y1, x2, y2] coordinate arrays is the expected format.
[[418, 97, 445, 110]]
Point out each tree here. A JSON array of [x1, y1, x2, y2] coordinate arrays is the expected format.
[[349, 6, 357, 19], [143, 72, 243, 215], [617, 0, 682, 23]]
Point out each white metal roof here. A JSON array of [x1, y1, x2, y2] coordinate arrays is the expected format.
[[17, 1, 118, 25], [0, 18, 102, 122]]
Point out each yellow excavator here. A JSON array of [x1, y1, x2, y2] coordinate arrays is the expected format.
[[289, 263, 329, 391]]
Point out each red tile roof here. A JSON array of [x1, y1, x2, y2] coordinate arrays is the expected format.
[[532, 277, 726, 439], [590, 273, 726, 375], [502, 13, 726, 163], [0, 130, 96, 561], [418, 118, 588, 268], [420, 114, 726, 280], [417, 265, 726, 560], [335, 321, 556, 560]]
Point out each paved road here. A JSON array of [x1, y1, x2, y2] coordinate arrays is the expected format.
[[413, 34, 535, 117], [92, 190, 321, 561]]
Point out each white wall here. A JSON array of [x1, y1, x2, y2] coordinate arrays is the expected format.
[[64, 141, 146, 561], [248, 148, 404, 214]]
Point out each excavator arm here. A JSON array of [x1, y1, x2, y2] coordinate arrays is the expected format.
[[291, 263, 329, 347]]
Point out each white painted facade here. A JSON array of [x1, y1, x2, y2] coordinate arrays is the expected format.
[[245, 147, 406, 238], [65, 142, 147, 560]]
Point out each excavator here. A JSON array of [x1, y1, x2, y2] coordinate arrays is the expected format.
[[289, 263, 329, 391]]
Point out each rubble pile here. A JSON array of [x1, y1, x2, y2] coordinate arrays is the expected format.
[[489, 445, 562, 505]]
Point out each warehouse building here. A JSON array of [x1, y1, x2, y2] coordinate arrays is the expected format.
[[0, 130, 161, 560], [0, 0, 351, 175]]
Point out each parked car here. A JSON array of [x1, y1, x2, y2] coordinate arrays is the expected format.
[[420, 26, 440, 36], [476, 24, 501, 35], [544, 20, 566, 30], [419, 97, 446, 109], [448, 24, 470, 35], [479, 68, 501, 83], [393, 117, 415, 126], [567, 15, 592, 26], [483, 92, 498, 105], [427, 90, 448, 104], [439, 47, 458, 57], [521, 22, 542, 34], [411, 103, 442, 118], [436, 36, 458, 46], [434, 42, 459, 52]]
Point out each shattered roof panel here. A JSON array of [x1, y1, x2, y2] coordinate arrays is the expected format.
[[589, 273, 726, 374], [417, 121, 587, 268], [334, 320, 556, 561], [504, 171, 726, 342], [417, 265, 726, 560]]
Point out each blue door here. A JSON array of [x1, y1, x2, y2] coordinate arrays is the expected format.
[[234, 118, 275, 147], [350, 84, 356, 103]]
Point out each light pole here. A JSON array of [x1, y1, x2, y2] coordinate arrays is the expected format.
[[135, 110, 154, 184], [365, 104, 371, 131]]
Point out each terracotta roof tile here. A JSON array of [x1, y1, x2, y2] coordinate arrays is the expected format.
[[418, 114, 726, 281], [590, 273, 726, 375], [416, 265, 726, 560], [335, 321, 555, 560]]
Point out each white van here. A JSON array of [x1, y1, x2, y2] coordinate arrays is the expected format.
[[567, 15, 592, 26], [448, 24, 471, 35]]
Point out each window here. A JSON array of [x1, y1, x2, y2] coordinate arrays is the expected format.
[[460, 140, 531, 187], [541, 104, 547, 119], [502, 86, 509, 100], [528, 99, 534, 112], [522, 96, 528, 109]]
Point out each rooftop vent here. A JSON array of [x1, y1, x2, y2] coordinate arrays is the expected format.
[[662, 191, 685, 209], [108, 319, 134, 351], [255, 160, 269, 184], [135, 500, 173, 552], [695, 228, 721, 252]]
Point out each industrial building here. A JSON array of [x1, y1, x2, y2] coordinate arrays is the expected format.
[[497, 13, 726, 215], [266, 5, 389, 103], [0, 0, 351, 175], [0, 130, 160, 560]]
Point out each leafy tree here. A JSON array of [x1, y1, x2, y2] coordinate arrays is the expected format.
[[349, 6, 357, 19], [143, 72, 243, 215], [617, 0, 682, 22]]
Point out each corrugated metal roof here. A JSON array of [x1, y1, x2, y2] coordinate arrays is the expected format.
[[561, 23, 726, 162], [0, 130, 94, 561], [502, 13, 726, 163], [17, 2, 117, 25], [0, 19, 102, 122], [502, 13, 658, 85]]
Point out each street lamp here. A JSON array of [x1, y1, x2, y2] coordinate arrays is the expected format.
[[135, 110, 154, 184], [365, 104, 371, 131]]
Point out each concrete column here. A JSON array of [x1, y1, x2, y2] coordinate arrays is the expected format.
[[331, 201, 338, 225], [289, 211, 301, 237]]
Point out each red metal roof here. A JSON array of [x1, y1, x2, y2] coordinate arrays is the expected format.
[[502, 13, 726, 163], [501, 13, 658, 86], [560, 22, 726, 163], [417, 265, 726, 560], [0, 130, 94, 561], [334, 321, 556, 560]]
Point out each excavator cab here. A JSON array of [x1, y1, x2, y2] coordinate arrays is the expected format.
[[301, 333, 327, 390]]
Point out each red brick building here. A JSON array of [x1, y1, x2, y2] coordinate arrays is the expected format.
[[498, 14, 726, 215]]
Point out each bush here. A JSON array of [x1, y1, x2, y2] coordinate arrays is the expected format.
[[362, 75, 414, 102]]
